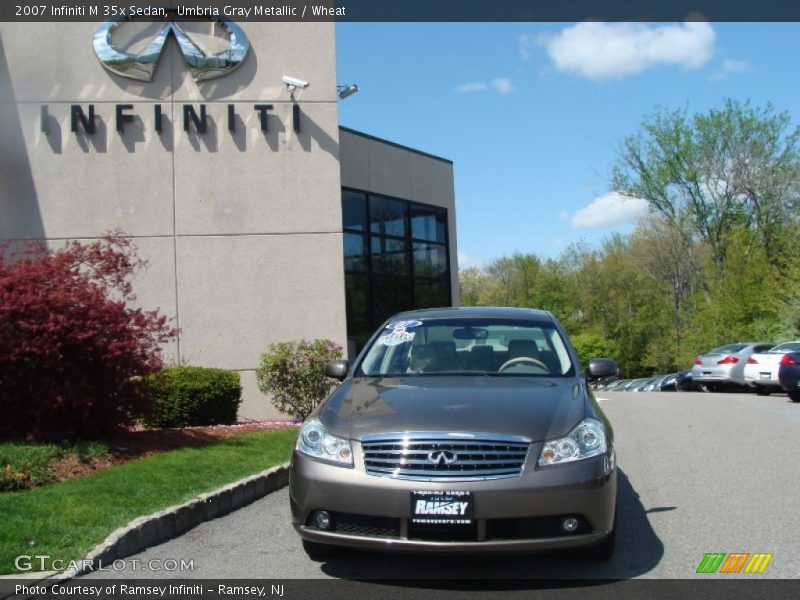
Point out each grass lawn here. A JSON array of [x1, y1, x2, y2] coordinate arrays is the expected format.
[[0, 427, 297, 575]]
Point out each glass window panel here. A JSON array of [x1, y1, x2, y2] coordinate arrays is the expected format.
[[410, 205, 446, 243], [413, 242, 447, 277], [342, 190, 367, 232], [370, 196, 407, 238], [343, 233, 367, 272], [371, 275, 413, 324], [371, 237, 409, 275], [414, 278, 451, 309], [345, 273, 369, 321]]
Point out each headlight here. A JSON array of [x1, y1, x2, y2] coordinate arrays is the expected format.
[[296, 418, 353, 467], [538, 418, 607, 467]]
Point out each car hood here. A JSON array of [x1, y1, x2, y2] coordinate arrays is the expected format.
[[318, 376, 585, 442]]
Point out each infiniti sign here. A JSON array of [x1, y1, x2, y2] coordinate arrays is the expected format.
[[93, 15, 250, 82], [428, 450, 458, 465]]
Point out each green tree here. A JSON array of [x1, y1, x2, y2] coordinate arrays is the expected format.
[[612, 99, 800, 274]]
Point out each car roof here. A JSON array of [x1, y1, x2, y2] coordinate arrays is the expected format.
[[389, 306, 555, 322]]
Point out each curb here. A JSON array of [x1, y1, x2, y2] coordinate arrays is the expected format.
[[12, 462, 289, 585]]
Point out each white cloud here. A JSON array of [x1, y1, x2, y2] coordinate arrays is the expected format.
[[518, 34, 536, 61], [541, 22, 716, 81], [571, 192, 649, 229], [709, 58, 752, 81], [455, 82, 488, 93], [455, 79, 515, 94], [490, 78, 516, 93]]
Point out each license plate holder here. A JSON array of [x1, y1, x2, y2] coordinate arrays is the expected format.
[[411, 490, 473, 525], [760, 372, 771, 379]]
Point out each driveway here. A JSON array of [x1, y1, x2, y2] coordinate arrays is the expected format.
[[85, 391, 800, 579]]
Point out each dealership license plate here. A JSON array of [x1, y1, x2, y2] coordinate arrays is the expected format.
[[411, 491, 473, 525], [760, 372, 771, 379]]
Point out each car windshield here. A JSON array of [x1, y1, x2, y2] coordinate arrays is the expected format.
[[357, 318, 574, 377], [771, 342, 800, 353], [710, 343, 748, 354]]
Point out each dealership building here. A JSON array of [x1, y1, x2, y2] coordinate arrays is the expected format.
[[0, 20, 457, 419]]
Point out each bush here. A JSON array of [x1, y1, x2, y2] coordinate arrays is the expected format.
[[142, 366, 242, 429], [0, 234, 177, 441], [570, 332, 620, 370], [256, 340, 343, 420]]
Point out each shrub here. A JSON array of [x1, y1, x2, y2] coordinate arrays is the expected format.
[[570, 332, 620, 370], [0, 233, 177, 440], [142, 366, 242, 429], [256, 340, 343, 420]]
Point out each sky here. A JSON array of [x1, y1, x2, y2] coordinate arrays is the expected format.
[[334, 22, 800, 268]]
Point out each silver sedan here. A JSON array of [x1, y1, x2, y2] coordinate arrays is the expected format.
[[691, 342, 775, 392]]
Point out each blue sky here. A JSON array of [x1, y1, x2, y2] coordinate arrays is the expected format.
[[335, 22, 800, 267]]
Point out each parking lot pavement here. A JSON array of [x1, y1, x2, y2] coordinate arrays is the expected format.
[[85, 391, 800, 580]]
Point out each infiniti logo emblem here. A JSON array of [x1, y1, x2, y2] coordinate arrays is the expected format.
[[428, 450, 458, 465], [93, 13, 250, 82]]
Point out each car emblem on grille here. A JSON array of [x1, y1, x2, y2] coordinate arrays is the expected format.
[[428, 450, 458, 465]]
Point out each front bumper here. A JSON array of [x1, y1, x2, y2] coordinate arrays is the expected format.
[[289, 444, 616, 553]]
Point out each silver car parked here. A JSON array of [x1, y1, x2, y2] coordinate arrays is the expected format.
[[691, 342, 775, 392]]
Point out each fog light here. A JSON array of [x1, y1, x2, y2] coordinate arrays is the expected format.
[[314, 511, 332, 530], [561, 517, 579, 533]]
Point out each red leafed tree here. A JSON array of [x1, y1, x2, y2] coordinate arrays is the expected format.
[[0, 232, 178, 440]]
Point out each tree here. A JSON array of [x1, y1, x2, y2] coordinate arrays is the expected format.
[[612, 99, 800, 274], [0, 234, 178, 440]]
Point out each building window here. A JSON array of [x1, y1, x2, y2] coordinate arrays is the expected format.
[[342, 188, 451, 352]]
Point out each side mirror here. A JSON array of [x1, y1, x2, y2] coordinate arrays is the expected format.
[[324, 359, 350, 381], [587, 358, 618, 380]]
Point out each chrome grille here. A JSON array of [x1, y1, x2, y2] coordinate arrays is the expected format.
[[361, 432, 530, 481]]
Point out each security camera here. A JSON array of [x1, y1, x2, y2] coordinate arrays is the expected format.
[[282, 75, 309, 90]]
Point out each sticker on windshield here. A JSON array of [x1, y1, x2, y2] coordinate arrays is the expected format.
[[386, 320, 422, 330], [377, 331, 415, 346]]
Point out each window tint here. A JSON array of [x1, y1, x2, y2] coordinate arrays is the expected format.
[[371, 275, 413, 319], [342, 190, 367, 232], [342, 190, 452, 354], [415, 279, 450, 309], [370, 196, 406, 238], [359, 319, 573, 377], [772, 342, 800, 352], [711, 344, 748, 354], [371, 237, 409, 275], [344, 233, 367, 272], [413, 243, 448, 277], [410, 207, 446, 243]]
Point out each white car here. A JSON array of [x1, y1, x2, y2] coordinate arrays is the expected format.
[[744, 341, 800, 395]]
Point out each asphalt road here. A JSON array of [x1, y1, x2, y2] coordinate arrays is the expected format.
[[86, 391, 800, 580]]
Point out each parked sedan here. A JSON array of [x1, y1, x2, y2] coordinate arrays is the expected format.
[[290, 307, 618, 561], [603, 380, 628, 392], [744, 341, 800, 395], [691, 342, 774, 391], [777, 351, 800, 402], [658, 373, 679, 392], [675, 370, 697, 391]]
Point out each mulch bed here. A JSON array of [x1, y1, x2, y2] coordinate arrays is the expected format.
[[47, 421, 299, 484]]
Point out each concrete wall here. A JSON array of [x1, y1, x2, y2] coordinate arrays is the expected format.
[[0, 22, 347, 420], [339, 128, 459, 305]]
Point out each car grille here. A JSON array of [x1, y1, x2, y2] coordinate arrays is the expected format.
[[361, 433, 530, 481], [315, 512, 401, 538]]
